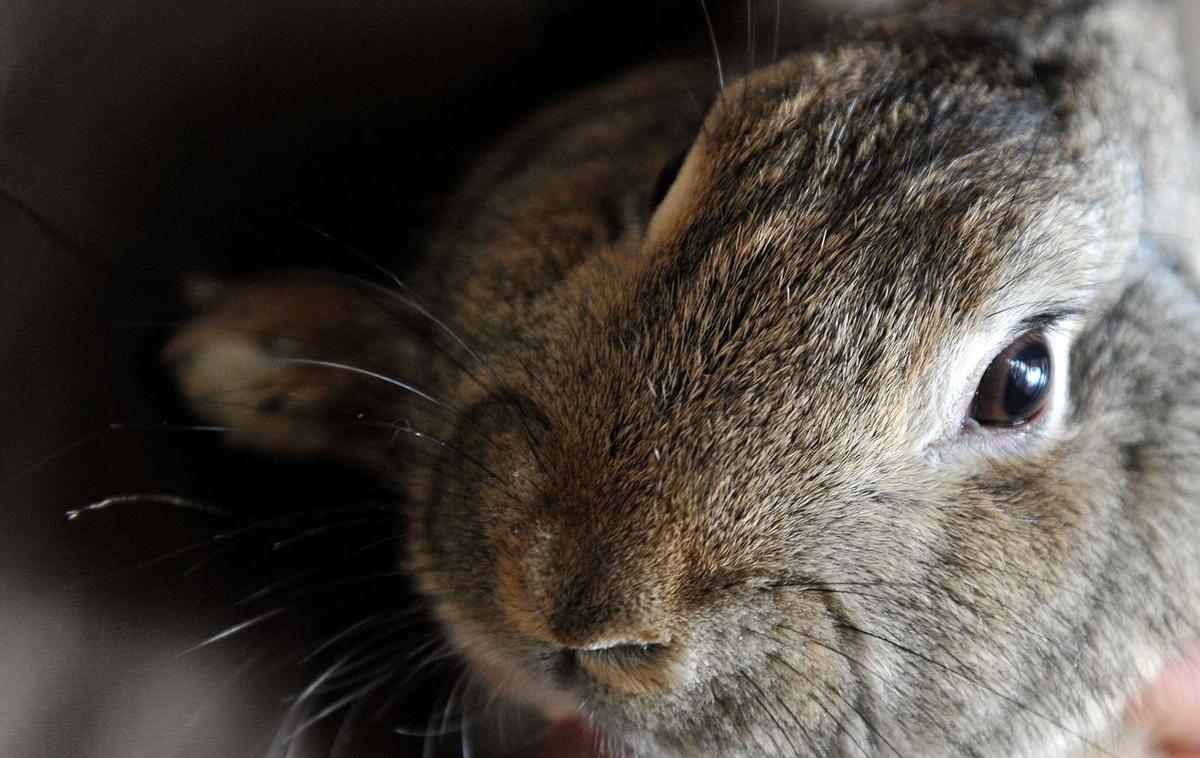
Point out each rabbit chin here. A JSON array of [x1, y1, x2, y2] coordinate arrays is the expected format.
[[436, 611, 663, 756], [454, 645, 639, 757]]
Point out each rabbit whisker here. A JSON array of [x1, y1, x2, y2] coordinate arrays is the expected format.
[[836, 620, 1113, 757], [696, 0, 726, 91]]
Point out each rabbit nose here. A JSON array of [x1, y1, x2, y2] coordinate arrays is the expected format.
[[540, 598, 677, 669], [574, 639, 673, 670], [561, 638, 679, 693], [574, 636, 671, 661], [576, 635, 669, 652], [492, 545, 686, 692]]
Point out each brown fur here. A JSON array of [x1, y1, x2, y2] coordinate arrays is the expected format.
[[168, 1, 1200, 754]]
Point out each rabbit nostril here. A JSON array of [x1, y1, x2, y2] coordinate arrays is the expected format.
[[574, 640, 671, 666], [568, 639, 679, 693]]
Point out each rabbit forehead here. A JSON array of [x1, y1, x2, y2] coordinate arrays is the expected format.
[[635, 54, 1089, 388], [532, 55, 1109, 511]]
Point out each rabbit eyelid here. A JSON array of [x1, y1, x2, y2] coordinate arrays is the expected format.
[[920, 306, 1085, 457]]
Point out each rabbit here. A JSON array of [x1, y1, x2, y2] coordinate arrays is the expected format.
[[164, 0, 1200, 755]]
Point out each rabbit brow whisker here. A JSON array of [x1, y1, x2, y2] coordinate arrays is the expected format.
[[66, 492, 237, 521]]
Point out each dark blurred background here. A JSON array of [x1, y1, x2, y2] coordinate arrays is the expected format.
[[1, 1, 1196, 756]]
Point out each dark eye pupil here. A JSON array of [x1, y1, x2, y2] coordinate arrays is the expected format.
[[970, 333, 1052, 427], [1002, 341, 1051, 418]]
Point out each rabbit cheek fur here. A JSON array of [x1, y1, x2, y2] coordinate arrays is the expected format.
[[168, 0, 1200, 755]]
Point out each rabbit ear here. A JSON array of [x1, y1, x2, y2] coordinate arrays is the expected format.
[[164, 272, 434, 470]]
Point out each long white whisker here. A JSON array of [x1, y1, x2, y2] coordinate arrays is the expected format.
[[697, 0, 726, 90], [275, 357, 453, 411], [176, 607, 288, 656], [65, 493, 235, 521]]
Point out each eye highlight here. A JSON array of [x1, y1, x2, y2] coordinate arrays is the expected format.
[[969, 331, 1053, 428]]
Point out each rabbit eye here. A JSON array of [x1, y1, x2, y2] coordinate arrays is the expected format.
[[969, 331, 1052, 427]]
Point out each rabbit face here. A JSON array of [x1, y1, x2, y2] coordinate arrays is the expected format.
[[407, 25, 1200, 756], [166, 2, 1200, 755]]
